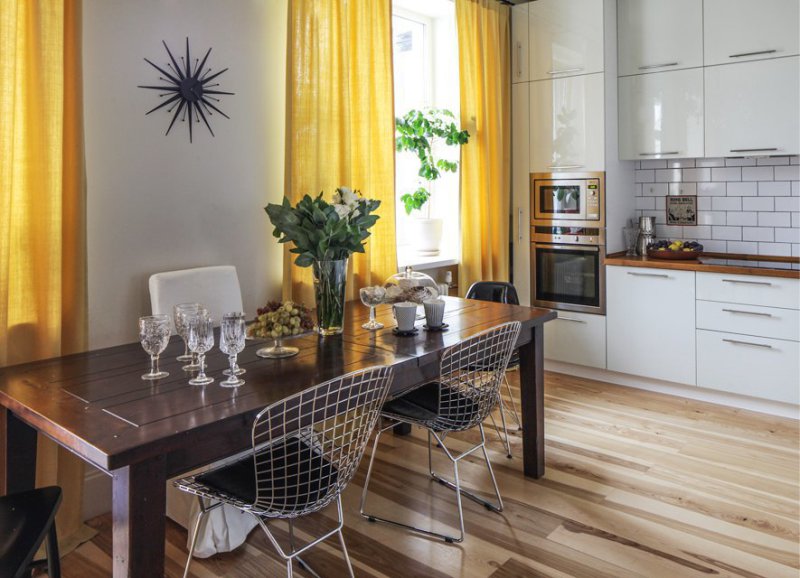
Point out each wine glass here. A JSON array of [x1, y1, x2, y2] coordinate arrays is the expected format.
[[360, 286, 386, 330], [174, 303, 205, 369], [187, 313, 215, 386], [219, 312, 246, 387], [139, 315, 171, 380]]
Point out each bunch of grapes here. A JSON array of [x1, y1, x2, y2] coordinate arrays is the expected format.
[[248, 300, 314, 339]]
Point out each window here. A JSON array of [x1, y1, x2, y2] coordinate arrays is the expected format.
[[392, 0, 460, 266]]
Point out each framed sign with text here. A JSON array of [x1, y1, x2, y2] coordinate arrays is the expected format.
[[666, 195, 697, 226]]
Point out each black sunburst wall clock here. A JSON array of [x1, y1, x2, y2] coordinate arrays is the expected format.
[[139, 38, 234, 143]]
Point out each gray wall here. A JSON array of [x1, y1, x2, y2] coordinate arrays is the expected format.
[[84, 0, 287, 347]]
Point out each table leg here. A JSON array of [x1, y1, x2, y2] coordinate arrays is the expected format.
[[0, 408, 38, 495], [519, 325, 545, 478], [112, 456, 167, 577]]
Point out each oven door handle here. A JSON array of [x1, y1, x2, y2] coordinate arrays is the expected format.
[[534, 244, 601, 253]]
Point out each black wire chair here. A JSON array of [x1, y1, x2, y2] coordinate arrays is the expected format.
[[175, 366, 394, 578], [465, 281, 523, 457], [360, 321, 521, 543], [0, 486, 62, 578]]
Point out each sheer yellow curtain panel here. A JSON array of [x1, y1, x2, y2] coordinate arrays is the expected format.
[[284, 0, 396, 303], [455, 0, 511, 294], [0, 0, 89, 550]]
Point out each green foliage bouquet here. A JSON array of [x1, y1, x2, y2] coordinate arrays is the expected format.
[[265, 188, 381, 267]]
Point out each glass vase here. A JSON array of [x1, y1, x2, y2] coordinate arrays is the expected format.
[[312, 258, 348, 336]]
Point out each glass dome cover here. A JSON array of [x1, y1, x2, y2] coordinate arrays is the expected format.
[[383, 266, 439, 304]]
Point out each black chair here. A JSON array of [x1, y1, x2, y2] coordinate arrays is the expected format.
[[465, 281, 523, 457], [0, 486, 62, 578]]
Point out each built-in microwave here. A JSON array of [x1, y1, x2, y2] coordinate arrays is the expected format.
[[531, 171, 605, 226]]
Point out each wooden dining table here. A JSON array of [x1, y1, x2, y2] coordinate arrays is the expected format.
[[0, 296, 555, 577]]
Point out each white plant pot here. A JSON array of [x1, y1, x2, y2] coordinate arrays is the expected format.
[[411, 218, 443, 256]]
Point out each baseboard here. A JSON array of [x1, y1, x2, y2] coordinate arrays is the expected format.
[[545, 360, 800, 420], [82, 467, 112, 522]]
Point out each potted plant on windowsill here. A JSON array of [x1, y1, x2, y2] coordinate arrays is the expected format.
[[396, 108, 469, 256]]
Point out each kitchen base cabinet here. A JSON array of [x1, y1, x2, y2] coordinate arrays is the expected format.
[[544, 310, 606, 369], [607, 266, 696, 385], [697, 330, 800, 405]]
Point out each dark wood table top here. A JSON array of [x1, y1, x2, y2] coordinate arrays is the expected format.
[[0, 297, 555, 474]]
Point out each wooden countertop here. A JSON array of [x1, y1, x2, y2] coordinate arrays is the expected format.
[[605, 251, 800, 279]]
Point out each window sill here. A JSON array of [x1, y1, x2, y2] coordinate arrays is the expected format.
[[396, 246, 458, 271]]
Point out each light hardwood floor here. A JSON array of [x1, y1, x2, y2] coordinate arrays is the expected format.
[[61, 371, 800, 577]]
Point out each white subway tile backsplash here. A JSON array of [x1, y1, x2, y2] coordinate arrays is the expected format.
[[711, 167, 741, 181], [654, 196, 666, 210], [686, 225, 712, 239], [726, 182, 757, 196], [655, 225, 683, 239], [758, 181, 791, 197], [742, 227, 774, 242], [699, 211, 727, 226], [724, 157, 757, 167], [667, 159, 696, 168], [681, 168, 711, 182], [700, 240, 727, 252], [696, 158, 725, 167], [697, 197, 712, 211], [793, 213, 800, 228], [655, 169, 682, 183], [742, 166, 774, 181], [640, 159, 667, 169], [668, 182, 696, 195], [792, 182, 799, 196], [635, 197, 655, 210], [758, 212, 791, 227], [726, 212, 758, 226], [635, 170, 655, 183], [776, 197, 800, 212], [775, 228, 800, 244], [758, 242, 792, 256], [642, 183, 668, 196], [756, 156, 791, 166], [727, 241, 759, 254], [712, 197, 742, 211], [775, 165, 800, 181], [712, 226, 742, 241], [742, 197, 775, 212], [793, 156, 800, 165], [697, 182, 727, 196]]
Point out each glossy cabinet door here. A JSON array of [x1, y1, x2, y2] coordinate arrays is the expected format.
[[618, 68, 704, 160], [544, 310, 606, 368], [617, 0, 703, 77], [530, 72, 605, 172], [607, 266, 696, 385], [511, 3, 529, 84], [705, 57, 800, 157], [528, 0, 604, 81], [704, 0, 800, 66], [511, 82, 530, 305]]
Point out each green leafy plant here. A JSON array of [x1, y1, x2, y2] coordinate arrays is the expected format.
[[395, 108, 470, 215], [265, 188, 381, 267]]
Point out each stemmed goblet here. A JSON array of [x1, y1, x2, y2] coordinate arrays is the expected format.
[[360, 286, 386, 330], [174, 303, 205, 370], [187, 313, 215, 385], [219, 312, 246, 388], [139, 315, 171, 380]]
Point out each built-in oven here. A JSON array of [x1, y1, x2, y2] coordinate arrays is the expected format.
[[531, 171, 606, 315]]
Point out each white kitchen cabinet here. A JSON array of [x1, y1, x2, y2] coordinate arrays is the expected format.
[[618, 68, 704, 160], [696, 300, 800, 342], [528, 0, 604, 81], [607, 266, 696, 385], [511, 82, 530, 305], [705, 57, 800, 158], [511, 3, 529, 84], [544, 310, 606, 368], [704, 0, 800, 66], [530, 72, 605, 172], [697, 330, 800, 404], [696, 272, 800, 310], [617, 0, 703, 77]]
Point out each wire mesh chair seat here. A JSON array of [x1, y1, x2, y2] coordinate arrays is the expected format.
[[465, 281, 524, 457], [360, 321, 521, 544], [174, 365, 393, 578]]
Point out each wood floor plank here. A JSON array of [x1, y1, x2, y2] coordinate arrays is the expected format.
[[62, 371, 800, 577]]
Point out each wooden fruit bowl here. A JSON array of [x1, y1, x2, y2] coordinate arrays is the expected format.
[[646, 249, 702, 261]]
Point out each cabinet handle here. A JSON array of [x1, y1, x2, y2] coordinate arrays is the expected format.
[[518, 208, 523, 243], [723, 338, 773, 349], [556, 317, 586, 324], [721, 278, 772, 286], [729, 49, 777, 58], [639, 151, 681, 156], [638, 62, 679, 70], [548, 164, 584, 170], [627, 272, 670, 278], [546, 67, 584, 75], [722, 308, 773, 318], [516, 42, 522, 77], [729, 148, 779, 153]]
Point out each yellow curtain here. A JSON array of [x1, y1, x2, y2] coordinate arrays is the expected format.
[[0, 0, 90, 552], [284, 0, 397, 304], [456, 0, 511, 294]]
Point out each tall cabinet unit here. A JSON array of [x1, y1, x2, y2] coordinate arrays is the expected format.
[[511, 81, 530, 306]]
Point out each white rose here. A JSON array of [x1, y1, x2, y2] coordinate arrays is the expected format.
[[333, 204, 350, 219], [339, 187, 358, 206]]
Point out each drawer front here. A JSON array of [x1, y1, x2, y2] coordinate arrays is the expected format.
[[696, 272, 800, 310], [697, 330, 800, 404], [697, 300, 800, 342], [544, 310, 606, 369]]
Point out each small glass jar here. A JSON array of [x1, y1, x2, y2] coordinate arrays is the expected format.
[[383, 266, 440, 304]]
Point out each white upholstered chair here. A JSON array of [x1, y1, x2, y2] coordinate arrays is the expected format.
[[149, 265, 257, 558]]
